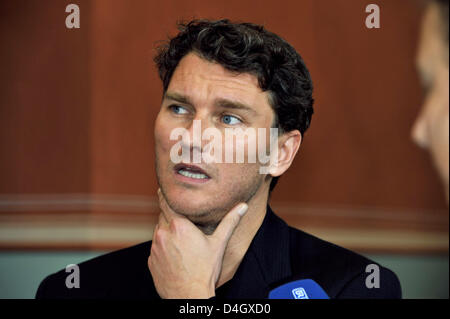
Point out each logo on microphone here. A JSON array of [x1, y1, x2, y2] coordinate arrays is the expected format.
[[292, 287, 309, 299]]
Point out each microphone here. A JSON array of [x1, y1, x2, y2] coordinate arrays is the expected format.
[[268, 279, 330, 299]]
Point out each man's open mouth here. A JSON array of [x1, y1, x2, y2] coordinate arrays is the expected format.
[[174, 163, 211, 180]]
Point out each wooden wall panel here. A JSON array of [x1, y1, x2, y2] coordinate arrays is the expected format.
[[0, 0, 92, 193]]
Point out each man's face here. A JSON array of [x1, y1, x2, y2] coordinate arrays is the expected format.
[[154, 53, 275, 229], [413, 3, 449, 200]]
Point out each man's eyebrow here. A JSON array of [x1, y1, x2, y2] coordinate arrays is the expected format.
[[164, 92, 193, 105], [164, 93, 258, 115], [215, 98, 257, 115]]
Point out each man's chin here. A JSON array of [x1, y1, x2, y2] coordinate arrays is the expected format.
[[169, 202, 223, 234], [172, 204, 218, 222], [164, 196, 216, 218], [176, 197, 231, 220]]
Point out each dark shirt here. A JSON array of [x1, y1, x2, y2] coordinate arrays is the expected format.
[[35, 206, 402, 299]]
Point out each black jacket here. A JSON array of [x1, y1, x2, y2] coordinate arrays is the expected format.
[[35, 206, 401, 299]]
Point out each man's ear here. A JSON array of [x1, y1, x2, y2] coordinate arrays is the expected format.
[[269, 130, 302, 177]]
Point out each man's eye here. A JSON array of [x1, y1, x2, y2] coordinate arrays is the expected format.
[[221, 115, 242, 125], [170, 105, 189, 115]]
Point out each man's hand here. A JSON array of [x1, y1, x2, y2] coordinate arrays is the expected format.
[[148, 189, 248, 299]]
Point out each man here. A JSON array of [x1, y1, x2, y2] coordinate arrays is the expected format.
[[412, 0, 449, 203], [36, 19, 401, 299]]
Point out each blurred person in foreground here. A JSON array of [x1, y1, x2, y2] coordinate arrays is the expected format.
[[412, 0, 449, 203], [36, 19, 401, 299]]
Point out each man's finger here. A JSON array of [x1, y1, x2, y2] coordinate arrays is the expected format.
[[157, 211, 169, 228], [212, 203, 248, 244], [152, 221, 159, 242]]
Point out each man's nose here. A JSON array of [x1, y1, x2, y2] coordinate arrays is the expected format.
[[182, 116, 214, 157], [183, 118, 203, 149], [411, 114, 429, 149]]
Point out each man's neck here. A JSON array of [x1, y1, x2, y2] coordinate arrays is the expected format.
[[215, 187, 269, 288]]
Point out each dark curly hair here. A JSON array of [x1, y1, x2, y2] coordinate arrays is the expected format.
[[154, 19, 314, 192]]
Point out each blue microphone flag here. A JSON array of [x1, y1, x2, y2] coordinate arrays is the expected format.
[[268, 279, 329, 299]]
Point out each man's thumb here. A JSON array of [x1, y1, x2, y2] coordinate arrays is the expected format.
[[213, 203, 248, 244]]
